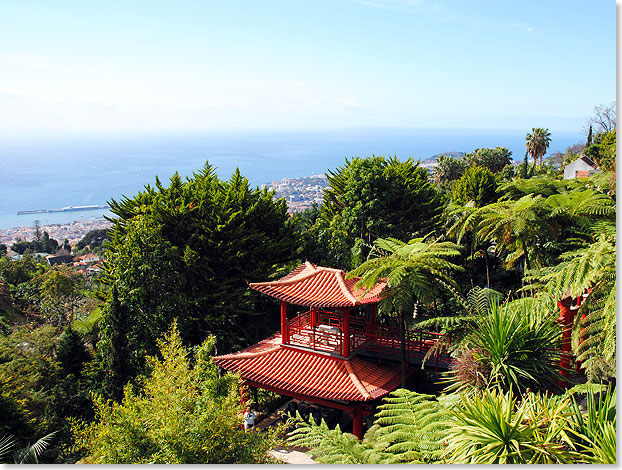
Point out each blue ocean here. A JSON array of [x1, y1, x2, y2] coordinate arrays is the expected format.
[[0, 127, 583, 229]]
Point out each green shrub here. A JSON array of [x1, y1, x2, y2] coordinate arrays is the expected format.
[[73, 323, 279, 464], [451, 166, 498, 207]]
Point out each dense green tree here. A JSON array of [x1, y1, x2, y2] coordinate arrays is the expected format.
[[10, 232, 59, 255], [0, 254, 40, 286], [56, 327, 91, 377], [0, 324, 60, 442], [593, 129, 616, 172], [75, 229, 109, 252], [451, 166, 498, 207], [525, 128, 552, 168], [73, 324, 279, 464], [104, 163, 299, 358], [39, 267, 85, 326], [464, 147, 513, 173], [319, 156, 444, 268], [432, 154, 468, 189]]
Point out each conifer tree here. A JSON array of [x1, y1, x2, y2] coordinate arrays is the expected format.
[[104, 285, 131, 402]]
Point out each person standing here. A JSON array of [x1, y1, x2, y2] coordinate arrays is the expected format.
[[243, 408, 257, 431]]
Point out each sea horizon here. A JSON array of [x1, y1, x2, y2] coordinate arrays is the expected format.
[[0, 126, 584, 230]]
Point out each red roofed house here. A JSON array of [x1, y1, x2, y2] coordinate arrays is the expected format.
[[213, 261, 450, 438]]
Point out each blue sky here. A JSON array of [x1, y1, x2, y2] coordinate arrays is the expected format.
[[0, 0, 616, 135]]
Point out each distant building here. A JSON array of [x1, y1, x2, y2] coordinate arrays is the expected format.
[[46, 249, 74, 266], [75, 253, 100, 264], [564, 156, 600, 179]]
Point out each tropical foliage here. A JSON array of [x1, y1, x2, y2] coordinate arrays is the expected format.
[[291, 386, 616, 464], [347, 236, 462, 384], [447, 298, 562, 394]]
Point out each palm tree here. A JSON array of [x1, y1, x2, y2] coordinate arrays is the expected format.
[[525, 128, 552, 168], [347, 236, 463, 386]]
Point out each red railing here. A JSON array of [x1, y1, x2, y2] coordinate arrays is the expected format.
[[288, 310, 345, 355], [286, 309, 455, 368]]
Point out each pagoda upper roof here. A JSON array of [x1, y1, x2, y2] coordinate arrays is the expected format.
[[213, 333, 402, 402], [249, 261, 387, 307]]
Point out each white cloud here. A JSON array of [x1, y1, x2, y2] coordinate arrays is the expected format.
[[512, 22, 535, 34], [337, 98, 367, 111], [288, 80, 306, 88]]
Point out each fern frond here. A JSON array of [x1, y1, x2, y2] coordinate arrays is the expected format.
[[287, 415, 402, 464]]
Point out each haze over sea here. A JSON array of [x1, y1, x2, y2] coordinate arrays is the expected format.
[[0, 127, 583, 229]]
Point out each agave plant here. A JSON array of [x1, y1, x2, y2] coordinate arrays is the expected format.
[[444, 388, 575, 464], [447, 298, 561, 394]]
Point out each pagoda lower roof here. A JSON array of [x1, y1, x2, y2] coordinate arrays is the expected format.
[[213, 333, 403, 403], [249, 261, 387, 307]]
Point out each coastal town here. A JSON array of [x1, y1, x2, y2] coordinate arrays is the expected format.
[[0, 217, 113, 248], [263, 174, 328, 212], [0, 175, 334, 246]]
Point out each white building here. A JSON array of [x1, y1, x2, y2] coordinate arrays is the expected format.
[[563, 156, 600, 179]]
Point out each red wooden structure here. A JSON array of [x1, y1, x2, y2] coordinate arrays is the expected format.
[[213, 262, 452, 439], [557, 289, 590, 389]]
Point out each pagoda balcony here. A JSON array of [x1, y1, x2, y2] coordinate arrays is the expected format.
[[286, 308, 454, 368]]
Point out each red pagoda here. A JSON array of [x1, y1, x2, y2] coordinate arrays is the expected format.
[[213, 261, 452, 438]]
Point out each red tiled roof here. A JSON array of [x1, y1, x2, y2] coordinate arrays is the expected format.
[[249, 261, 387, 307], [213, 333, 402, 402]]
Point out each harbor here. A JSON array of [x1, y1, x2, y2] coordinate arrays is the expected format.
[[17, 204, 109, 215]]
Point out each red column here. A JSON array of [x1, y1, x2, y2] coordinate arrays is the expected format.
[[281, 300, 289, 345], [343, 308, 350, 357], [240, 381, 250, 430], [351, 405, 363, 440], [576, 293, 587, 373], [311, 307, 317, 329], [557, 296, 575, 389]]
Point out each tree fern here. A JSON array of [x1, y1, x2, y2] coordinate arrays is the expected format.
[[287, 390, 451, 464], [371, 389, 451, 462], [287, 415, 402, 464], [529, 230, 616, 381]]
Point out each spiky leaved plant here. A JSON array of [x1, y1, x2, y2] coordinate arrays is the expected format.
[[567, 384, 616, 464], [0, 431, 57, 464], [444, 388, 576, 464], [446, 298, 561, 394]]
